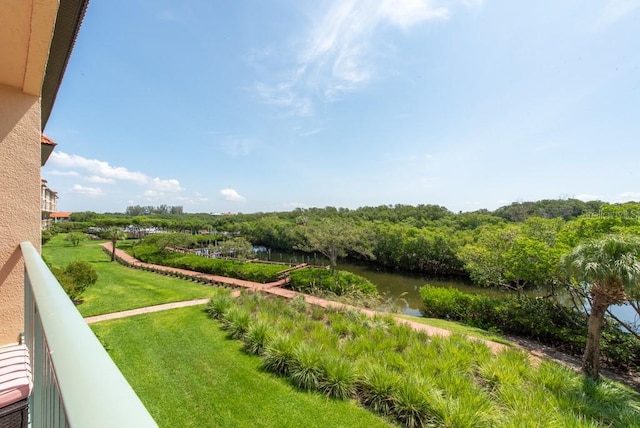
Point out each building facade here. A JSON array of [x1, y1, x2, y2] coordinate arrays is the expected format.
[[0, 0, 87, 344]]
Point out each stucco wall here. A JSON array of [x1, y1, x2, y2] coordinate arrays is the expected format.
[[0, 84, 42, 345]]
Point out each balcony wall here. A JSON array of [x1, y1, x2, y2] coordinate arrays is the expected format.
[[0, 83, 42, 345]]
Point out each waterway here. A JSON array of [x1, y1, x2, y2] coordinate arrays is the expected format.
[[256, 248, 638, 324]]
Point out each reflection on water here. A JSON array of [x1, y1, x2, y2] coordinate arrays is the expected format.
[[336, 259, 511, 317], [255, 249, 638, 324]]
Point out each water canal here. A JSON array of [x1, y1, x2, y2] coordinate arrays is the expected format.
[[256, 249, 638, 324]]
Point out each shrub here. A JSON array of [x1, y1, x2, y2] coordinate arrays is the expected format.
[[204, 294, 233, 317], [220, 306, 251, 340], [52, 260, 99, 300], [262, 334, 296, 376], [42, 229, 56, 245], [131, 243, 283, 282], [65, 232, 85, 247], [243, 319, 272, 356], [289, 268, 377, 296], [419, 285, 640, 370], [358, 365, 400, 417], [289, 344, 325, 391], [320, 357, 358, 399]]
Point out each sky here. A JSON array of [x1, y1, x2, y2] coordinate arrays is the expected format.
[[43, 0, 640, 214]]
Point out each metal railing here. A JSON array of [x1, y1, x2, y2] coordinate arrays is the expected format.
[[20, 241, 157, 427]]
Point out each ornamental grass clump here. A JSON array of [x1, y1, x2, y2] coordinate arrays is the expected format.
[[205, 293, 234, 319], [390, 379, 439, 428], [358, 365, 400, 417], [289, 344, 325, 391], [242, 318, 272, 356], [202, 287, 640, 427], [221, 306, 252, 340], [320, 357, 358, 400], [262, 333, 296, 376]]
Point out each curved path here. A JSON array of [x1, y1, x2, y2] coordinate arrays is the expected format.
[[95, 243, 509, 353]]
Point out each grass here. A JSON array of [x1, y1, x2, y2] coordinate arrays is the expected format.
[[91, 306, 393, 428], [213, 292, 640, 428], [44, 233, 640, 426], [43, 235, 218, 316], [395, 313, 513, 345]]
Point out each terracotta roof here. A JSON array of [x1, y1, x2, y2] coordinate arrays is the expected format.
[[41, 134, 57, 146], [50, 212, 72, 219]]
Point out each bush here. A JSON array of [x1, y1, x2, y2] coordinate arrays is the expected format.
[[243, 319, 272, 356], [131, 243, 283, 282], [320, 357, 358, 399], [289, 268, 377, 296], [419, 285, 640, 370], [205, 294, 234, 319], [52, 260, 99, 301], [42, 230, 56, 245], [289, 344, 325, 391], [262, 334, 296, 376], [221, 306, 251, 340]]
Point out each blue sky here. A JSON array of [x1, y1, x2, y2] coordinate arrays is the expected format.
[[43, 0, 640, 214]]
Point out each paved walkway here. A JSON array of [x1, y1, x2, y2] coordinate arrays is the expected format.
[[95, 244, 509, 353]]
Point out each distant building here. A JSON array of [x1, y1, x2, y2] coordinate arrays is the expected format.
[[50, 212, 72, 224], [41, 178, 58, 230]]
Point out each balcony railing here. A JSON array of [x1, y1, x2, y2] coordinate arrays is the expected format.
[[20, 242, 157, 427]]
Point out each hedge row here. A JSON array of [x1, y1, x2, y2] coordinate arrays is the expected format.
[[104, 246, 224, 286], [288, 268, 377, 296], [419, 286, 640, 370], [130, 244, 287, 283]]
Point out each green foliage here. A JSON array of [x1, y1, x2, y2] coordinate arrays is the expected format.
[[214, 237, 254, 259], [288, 268, 377, 296], [562, 234, 640, 379], [65, 232, 85, 247], [419, 285, 640, 370], [294, 217, 375, 271], [289, 344, 325, 391], [92, 306, 389, 428], [43, 234, 219, 316], [41, 229, 56, 245], [132, 242, 283, 283], [220, 306, 252, 340], [52, 260, 99, 300], [243, 319, 272, 356], [262, 334, 297, 376], [205, 294, 234, 319], [320, 357, 358, 399]]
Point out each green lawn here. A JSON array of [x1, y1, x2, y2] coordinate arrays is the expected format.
[[43, 235, 217, 317], [91, 306, 393, 428]]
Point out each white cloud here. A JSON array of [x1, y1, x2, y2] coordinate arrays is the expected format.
[[253, 0, 451, 114], [71, 184, 104, 197], [575, 193, 604, 201], [599, 0, 640, 26], [86, 175, 116, 184], [283, 202, 309, 209], [49, 170, 80, 177], [148, 177, 183, 192], [50, 152, 148, 184], [615, 191, 640, 202], [220, 188, 246, 202], [380, 0, 449, 29], [48, 151, 183, 195]]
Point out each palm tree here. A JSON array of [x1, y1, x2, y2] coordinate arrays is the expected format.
[[105, 226, 127, 262], [563, 235, 640, 380]]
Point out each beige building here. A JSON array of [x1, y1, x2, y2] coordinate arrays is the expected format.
[[0, 0, 88, 345], [41, 178, 59, 230]]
